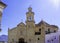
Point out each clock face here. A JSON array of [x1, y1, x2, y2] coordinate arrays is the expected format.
[[28, 16, 32, 21]]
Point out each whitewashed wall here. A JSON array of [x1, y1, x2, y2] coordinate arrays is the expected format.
[[45, 30, 60, 43]]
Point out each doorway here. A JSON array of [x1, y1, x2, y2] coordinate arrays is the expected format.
[[18, 38, 26, 43]]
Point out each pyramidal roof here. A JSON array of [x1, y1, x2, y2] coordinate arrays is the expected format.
[[36, 20, 58, 28], [36, 20, 50, 27], [38, 20, 50, 25], [0, 0, 7, 8]]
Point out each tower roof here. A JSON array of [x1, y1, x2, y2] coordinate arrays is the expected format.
[[28, 6, 32, 12], [0, 0, 7, 8]]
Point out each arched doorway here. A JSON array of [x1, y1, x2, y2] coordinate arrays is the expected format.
[[18, 38, 26, 43]]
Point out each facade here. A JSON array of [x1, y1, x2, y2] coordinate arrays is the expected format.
[[8, 7, 58, 43]]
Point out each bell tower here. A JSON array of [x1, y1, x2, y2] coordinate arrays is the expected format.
[[26, 6, 35, 23], [26, 6, 35, 43], [0, 0, 7, 31]]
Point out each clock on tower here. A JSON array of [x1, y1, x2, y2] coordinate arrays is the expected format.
[[26, 6, 34, 22]]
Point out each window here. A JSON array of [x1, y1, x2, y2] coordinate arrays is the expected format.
[[54, 30, 56, 32], [48, 28, 50, 33], [45, 31, 48, 34], [35, 32, 41, 35], [28, 16, 32, 21], [45, 28, 51, 34], [54, 36, 56, 39], [51, 39, 53, 41], [48, 28, 50, 31], [54, 37, 56, 39], [38, 38, 40, 40], [47, 40, 50, 42], [39, 29, 41, 31]]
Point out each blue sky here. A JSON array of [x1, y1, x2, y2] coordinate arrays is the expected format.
[[0, 0, 60, 35]]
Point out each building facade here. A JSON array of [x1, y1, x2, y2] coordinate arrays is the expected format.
[[8, 7, 58, 43]]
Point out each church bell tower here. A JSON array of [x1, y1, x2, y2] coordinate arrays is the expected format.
[[26, 6, 35, 23], [26, 7, 35, 43], [26, 6, 35, 28], [0, 0, 7, 31]]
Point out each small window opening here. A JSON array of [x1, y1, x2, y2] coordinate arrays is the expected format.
[[38, 38, 40, 40]]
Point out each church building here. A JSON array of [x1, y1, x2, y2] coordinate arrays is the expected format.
[[8, 7, 58, 43]]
